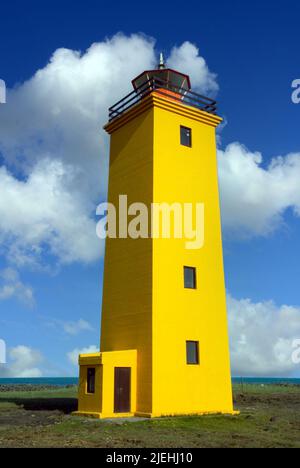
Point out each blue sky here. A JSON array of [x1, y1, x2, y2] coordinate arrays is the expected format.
[[0, 0, 300, 377]]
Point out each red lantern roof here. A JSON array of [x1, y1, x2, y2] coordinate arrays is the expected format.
[[132, 68, 191, 93]]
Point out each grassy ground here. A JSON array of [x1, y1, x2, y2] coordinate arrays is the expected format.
[[0, 384, 299, 448]]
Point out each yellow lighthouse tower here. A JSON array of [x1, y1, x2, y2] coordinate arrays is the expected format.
[[75, 57, 234, 418]]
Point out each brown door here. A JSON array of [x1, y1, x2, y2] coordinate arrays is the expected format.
[[114, 367, 131, 413]]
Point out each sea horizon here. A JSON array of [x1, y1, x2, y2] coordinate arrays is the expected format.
[[0, 377, 299, 386]]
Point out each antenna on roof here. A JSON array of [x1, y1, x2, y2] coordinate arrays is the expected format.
[[158, 52, 166, 70]]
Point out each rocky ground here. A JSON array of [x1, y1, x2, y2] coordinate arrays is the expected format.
[[0, 384, 76, 392], [0, 384, 299, 448]]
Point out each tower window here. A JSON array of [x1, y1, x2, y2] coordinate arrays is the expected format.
[[180, 126, 192, 147], [87, 368, 96, 394], [186, 341, 199, 365], [184, 266, 197, 289]]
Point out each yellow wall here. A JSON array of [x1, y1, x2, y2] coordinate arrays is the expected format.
[[101, 109, 154, 414], [77, 354, 102, 416], [151, 97, 233, 416]]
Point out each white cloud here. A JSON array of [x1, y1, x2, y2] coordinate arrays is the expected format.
[[228, 294, 300, 377], [0, 34, 218, 269], [0, 268, 34, 306], [218, 143, 300, 237], [0, 160, 101, 266], [0, 345, 43, 377], [67, 345, 99, 366], [167, 42, 219, 95], [0, 34, 157, 268], [62, 319, 93, 336]]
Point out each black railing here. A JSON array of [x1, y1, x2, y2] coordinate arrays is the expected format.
[[108, 77, 217, 121]]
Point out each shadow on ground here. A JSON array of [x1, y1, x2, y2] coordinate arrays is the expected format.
[[0, 397, 77, 414]]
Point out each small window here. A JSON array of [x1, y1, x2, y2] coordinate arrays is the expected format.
[[186, 341, 199, 365], [180, 126, 192, 147], [184, 266, 197, 289], [87, 368, 96, 394]]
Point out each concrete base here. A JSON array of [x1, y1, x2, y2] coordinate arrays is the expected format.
[[135, 410, 240, 418], [72, 411, 134, 419], [73, 410, 240, 420]]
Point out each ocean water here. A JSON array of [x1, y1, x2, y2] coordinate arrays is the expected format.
[[0, 377, 78, 386], [0, 377, 299, 386], [232, 377, 300, 385]]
